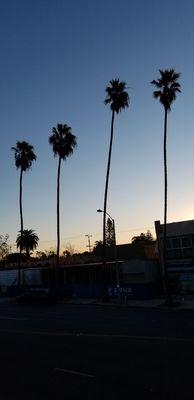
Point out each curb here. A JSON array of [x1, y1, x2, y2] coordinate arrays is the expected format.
[[57, 299, 194, 310], [1, 297, 194, 311]]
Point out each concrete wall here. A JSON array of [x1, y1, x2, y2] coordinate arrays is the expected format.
[[122, 260, 159, 283]]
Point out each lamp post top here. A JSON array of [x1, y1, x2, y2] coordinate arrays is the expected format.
[[97, 209, 114, 223]]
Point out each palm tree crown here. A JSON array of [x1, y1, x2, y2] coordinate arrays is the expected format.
[[151, 69, 181, 110], [16, 229, 39, 255], [12, 141, 37, 171], [104, 78, 129, 113], [49, 124, 77, 159]]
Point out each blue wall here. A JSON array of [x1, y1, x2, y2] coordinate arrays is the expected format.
[[60, 282, 160, 300]]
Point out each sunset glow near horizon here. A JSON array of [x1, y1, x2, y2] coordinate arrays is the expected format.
[[1, 0, 194, 254]]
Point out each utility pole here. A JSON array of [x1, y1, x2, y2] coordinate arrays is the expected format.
[[85, 234, 92, 252]]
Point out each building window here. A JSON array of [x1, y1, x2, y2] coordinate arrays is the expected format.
[[170, 249, 183, 258], [172, 238, 181, 249], [165, 235, 193, 259], [182, 237, 192, 248], [183, 248, 193, 257], [166, 239, 171, 249]]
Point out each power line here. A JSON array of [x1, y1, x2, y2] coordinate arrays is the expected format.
[[35, 226, 154, 243], [10, 226, 154, 247]]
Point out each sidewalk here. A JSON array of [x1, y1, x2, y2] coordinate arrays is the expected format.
[[59, 296, 194, 310], [1, 296, 194, 310]]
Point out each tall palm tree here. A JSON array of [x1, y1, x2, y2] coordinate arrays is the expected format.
[[12, 141, 37, 234], [151, 69, 181, 297], [103, 78, 129, 264], [49, 123, 77, 278], [12, 141, 36, 290], [16, 229, 39, 257]]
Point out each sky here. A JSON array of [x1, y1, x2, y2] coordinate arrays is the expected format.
[[1, 0, 194, 253]]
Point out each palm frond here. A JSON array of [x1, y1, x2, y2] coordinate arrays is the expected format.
[[153, 90, 162, 99], [12, 141, 36, 171], [151, 68, 181, 110], [104, 78, 130, 113], [49, 123, 77, 160], [151, 79, 162, 89], [16, 229, 39, 254]]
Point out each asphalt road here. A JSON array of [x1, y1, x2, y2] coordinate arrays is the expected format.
[[0, 303, 194, 399]]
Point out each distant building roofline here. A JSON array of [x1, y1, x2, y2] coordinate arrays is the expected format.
[[155, 219, 194, 236]]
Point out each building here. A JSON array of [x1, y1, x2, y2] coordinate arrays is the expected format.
[[116, 241, 158, 260], [0, 239, 160, 300], [155, 219, 194, 293], [0, 247, 160, 300]]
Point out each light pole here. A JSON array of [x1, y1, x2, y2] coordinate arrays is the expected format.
[[97, 209, 119, 290]]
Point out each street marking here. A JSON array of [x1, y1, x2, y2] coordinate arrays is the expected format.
[[106, 316, 128, 320], [0, 317, 27, 321], [55, 367, 94, 378], [0, 328, 194, 343]]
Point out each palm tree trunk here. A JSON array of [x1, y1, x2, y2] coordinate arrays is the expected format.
[[103, 110, 115, 267], [20, 169, 24, 233], [163, 108, 168, 298], [18, 168, 23, 293], [56, 156, 61, 295]]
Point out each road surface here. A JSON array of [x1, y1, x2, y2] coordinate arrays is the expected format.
[[0, 303, 194, 399]]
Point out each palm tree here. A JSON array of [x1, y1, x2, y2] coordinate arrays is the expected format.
[[12, 141, 37, 234], [151, 69, 181, 298], [12, 141, 36, 290], [103, 78, 129, 264], [16, 229, 39, 257], [49, 123, 77, 280]]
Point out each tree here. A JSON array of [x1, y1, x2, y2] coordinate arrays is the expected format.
[[103, 79, 129, 264], [63, 243, 76, 256], [36, 251, 47, 259], [12, 141, 36, 289], [16, 229, 39, 257], [12, 141, 37, 234], [92, 240, 103, 257], [0, 234, 11, 260], [105, 218, 115, 247], [151, 69, 181, 296], [62, 244, 76, 264], [45, 250, 57, 258], [93, 216, 116, 259], [6, 253, 26, 263], [131, 230, 154, 244], [49, 123, 77, 279]]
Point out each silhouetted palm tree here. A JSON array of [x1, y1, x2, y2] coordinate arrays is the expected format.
[[49, 123, 77, 276], [103, 78, 129, 263], [12, 141, 37, 234], [16, 229, 39, 257], [151, 69, 181, 297], [12, 141, 36, 291]]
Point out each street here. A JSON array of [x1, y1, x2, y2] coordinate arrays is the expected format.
[[0, 303, 194, 399]]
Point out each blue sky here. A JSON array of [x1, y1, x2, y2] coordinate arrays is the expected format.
[[1, 0, 194, 252]]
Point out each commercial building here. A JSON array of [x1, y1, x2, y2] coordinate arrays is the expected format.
[[0, 240, 160, 300], [155, 219, 194, 293]]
